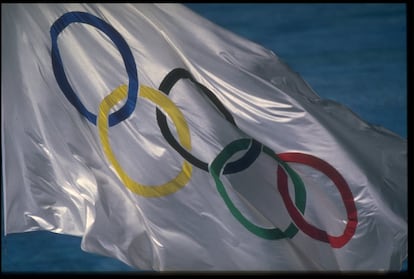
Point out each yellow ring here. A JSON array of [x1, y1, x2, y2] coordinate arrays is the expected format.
[[98, 84, 193, 197]]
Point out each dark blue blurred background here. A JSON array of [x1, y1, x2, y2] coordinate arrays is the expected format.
[[1, 3, 407, 272]]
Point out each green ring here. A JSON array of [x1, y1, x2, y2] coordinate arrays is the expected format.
[[209, 138, 307, 240]]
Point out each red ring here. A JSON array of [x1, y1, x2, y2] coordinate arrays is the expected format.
[[277, 152, 358, 248]]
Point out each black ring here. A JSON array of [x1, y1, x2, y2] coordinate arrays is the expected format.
[[156, 68, 261, 174]]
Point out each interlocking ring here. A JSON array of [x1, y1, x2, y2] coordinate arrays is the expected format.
[[51, 11, 358, 246], [156, 68, 262, 174]]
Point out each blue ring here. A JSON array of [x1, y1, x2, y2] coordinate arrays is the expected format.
[[50, 11, 138, 126]]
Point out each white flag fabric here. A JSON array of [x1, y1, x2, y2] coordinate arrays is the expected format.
[[2, 3, 407, 271]]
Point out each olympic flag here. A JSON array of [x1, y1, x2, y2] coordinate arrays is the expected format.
[[2, 3, 407, 271]]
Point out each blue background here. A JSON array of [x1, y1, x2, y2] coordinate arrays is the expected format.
[[1, 3, 408, 273]]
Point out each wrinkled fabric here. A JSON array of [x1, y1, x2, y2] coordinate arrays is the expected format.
[[1, 3, 407, 271]]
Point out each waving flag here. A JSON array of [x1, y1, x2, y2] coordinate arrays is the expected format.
[[2, 3, 407, 271]]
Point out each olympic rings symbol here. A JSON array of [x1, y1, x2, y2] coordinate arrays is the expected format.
[[50, 11, 358, 247]]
